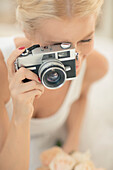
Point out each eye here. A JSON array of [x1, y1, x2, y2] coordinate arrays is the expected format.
[[79, 39, 92, 43]]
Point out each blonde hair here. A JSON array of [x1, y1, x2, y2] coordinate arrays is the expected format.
[[16, 0, 104, 32]]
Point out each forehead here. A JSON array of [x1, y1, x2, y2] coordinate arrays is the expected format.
[[35, 15, 96, 44]]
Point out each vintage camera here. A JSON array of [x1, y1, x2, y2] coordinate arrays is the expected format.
[[15, 42, 78, 89]]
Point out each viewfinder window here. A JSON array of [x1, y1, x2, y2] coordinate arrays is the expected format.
[[42, 53, 55, 60], [58, 51, 70, 59]]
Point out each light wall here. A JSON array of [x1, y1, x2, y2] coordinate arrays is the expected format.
[[96, 0, 113, 39]]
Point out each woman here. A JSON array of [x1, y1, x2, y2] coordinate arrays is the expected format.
[[0, 0, 108, 170]]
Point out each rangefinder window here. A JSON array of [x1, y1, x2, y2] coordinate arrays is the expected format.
[[42, 53, 55, 60], [58, 51, 70, 59]]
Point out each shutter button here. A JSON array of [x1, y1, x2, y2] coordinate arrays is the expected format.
[[61, 43, 71, 49]]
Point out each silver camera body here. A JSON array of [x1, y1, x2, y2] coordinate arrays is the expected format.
[[15, 43, 78, 89]]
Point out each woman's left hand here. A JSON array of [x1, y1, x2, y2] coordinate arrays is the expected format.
[[62, 138, 78, 154]]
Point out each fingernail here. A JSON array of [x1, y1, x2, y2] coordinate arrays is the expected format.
[[19, 47, 25, 50], [38, 77, 41, 83]]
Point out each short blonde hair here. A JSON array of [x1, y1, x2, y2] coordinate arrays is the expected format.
[[16, 0, 104, 32]]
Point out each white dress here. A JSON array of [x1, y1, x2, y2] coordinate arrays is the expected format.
[[0, 36, 87, 170]]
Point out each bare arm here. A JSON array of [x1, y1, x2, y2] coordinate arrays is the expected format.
[[63, 87, 89, 153], [0, 50, 30, 170], [0, 37, 31, 150], [63, 50, 109, 153], [0, 46, 44, 170], [0, 50, 10, 151], [0, 113, 30, 170], [0, 102, 10, 152]]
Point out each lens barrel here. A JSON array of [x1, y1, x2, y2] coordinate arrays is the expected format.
[[38, 59, 66, 89]]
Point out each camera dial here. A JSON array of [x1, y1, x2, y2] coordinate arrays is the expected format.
[[61, 43, 71, 49]]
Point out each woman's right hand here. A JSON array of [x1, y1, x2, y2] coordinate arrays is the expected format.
[[7, 48, 44, 122]]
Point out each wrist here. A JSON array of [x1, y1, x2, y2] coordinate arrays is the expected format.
[[12, 111, 31, 125], [63, 143, 78, 154], [63, 135, 79, 154]]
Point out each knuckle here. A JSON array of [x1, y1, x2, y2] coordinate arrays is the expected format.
[[39, 85, 44, 92], [36, 84, 44, 93], [36, 91, 42, 98], [32, 81, 37, 87], [37, 90, 42, 96], [42, 86, 45, 93], [19, 67, 26, 73]]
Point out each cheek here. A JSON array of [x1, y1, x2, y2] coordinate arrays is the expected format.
[[75, 40, 94, 76], [76, 40, 94, 56]]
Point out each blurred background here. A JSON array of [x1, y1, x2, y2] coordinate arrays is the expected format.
[[0, 1, 113, 170]]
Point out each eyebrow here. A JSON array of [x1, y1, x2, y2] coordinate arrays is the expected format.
[[46, 31, 95, 45]]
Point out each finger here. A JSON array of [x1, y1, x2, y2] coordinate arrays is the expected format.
[[21, 89, 43, 100], [18, 80, 44, 94], [7, 48, 25, 78], [13, 67, 39, 85]]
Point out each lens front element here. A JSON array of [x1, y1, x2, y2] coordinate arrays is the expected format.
[[38, 59, 66, 89], [47, 70, 61, 83]]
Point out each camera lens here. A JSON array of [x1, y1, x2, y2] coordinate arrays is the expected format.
[[43, 67, 65, 89], [38, 59, 66, 89], [47, 70, 60, 83]]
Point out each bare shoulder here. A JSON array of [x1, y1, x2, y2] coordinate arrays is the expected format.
[[85, 50, 109, 84], [80, 50, 109, 97]]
